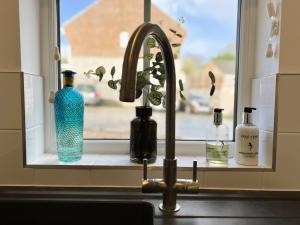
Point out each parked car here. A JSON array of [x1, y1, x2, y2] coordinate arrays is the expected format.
[[76, 84, 101, 105], [185, 93, 213, 114]]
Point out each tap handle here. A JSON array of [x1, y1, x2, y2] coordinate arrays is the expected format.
[[143, 159, 148, 180], [193, 160, 197, 182]]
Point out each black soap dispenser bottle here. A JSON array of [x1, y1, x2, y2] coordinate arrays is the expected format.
[[130, 106, 157, 163]]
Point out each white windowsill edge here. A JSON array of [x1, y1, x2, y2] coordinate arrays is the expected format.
[[25, 153, 273, 171]]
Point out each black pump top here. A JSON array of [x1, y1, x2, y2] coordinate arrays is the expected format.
[[136, 106, 152, 117], [62, 70, 76, 77], [244, 107, 256, 113], [213, 108, 224, 126], [214, 108, 224, 113]]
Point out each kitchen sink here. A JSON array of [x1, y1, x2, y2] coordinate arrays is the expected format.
[[0, 200, 154, 225]]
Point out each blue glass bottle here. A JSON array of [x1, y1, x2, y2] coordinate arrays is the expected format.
[[54, 70, 84, 162]]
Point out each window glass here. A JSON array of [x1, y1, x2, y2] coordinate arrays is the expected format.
[[60, 0, 144, 139], [60, 0, 238, 140], [151, 0, 238, 140]]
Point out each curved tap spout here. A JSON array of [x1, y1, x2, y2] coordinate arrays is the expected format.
[[119, 22, 176, 160], [119, 23, 199, 213]]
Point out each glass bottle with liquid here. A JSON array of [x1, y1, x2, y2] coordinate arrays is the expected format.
[[206, 108, 229, 164], [130, 106, 157, 163]]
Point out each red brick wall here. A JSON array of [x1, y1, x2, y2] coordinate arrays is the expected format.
[[63, 0, 186, 57]]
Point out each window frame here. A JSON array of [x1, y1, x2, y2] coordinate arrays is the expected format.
[[43, 0, 254, 155]]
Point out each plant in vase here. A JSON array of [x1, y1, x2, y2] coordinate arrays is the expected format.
[[84, 26, 216, 164], [85, 37, 185, 163], [84, 29, 186, 164]]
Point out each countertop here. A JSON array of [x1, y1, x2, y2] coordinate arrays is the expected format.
[[1, 187, 300, 225]]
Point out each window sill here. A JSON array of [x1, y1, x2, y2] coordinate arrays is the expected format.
[[26, 153, 272, 171]]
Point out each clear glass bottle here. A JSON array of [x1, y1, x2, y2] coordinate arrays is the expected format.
[[206, 108, 229, 164], [54, 70, 84, 162], [130, 106, 157, 163]]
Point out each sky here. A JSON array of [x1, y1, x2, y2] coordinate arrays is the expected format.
[[60, 0, 238, 59]]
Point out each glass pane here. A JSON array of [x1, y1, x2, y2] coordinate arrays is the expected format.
[[151, 0, 239, 140], [60, 0, 144, 139], [60, 0, 238, 141]]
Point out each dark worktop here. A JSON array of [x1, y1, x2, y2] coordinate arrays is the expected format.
[[1, 187, 300, 225]]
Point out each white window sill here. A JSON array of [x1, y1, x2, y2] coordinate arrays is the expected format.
[[26, 153, 272, 171]]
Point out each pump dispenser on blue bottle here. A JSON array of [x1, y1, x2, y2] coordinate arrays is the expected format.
[[54, 70, 84, 162]]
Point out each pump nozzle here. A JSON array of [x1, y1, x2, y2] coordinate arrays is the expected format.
[[244, 107, 256, 113], [214, 108, 224, 113], [243, 107, 256, 124], [214, 108, 224, 126]]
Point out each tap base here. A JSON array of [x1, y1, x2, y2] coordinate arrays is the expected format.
[[159, 203, 180, 213]]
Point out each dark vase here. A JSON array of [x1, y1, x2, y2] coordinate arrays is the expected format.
[[130, 106, 157, 163]]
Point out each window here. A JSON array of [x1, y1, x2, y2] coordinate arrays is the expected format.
[[26, 0, 273, 170], [57, 0, 239, 143]]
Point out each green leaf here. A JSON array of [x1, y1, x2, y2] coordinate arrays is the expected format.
[[176, 33, 183, 38], [95, 66, 106, 81], [110, 66, 116, 77], [152, 68, 158, 75], [108, 80, 117, 89], [158, 65, 165, 74], [180, 91, 186, 101], [136, 73, 150, 91], [114, 79, 121, 85], [152, 72, 160, 79], [84, 69, 94, 78], [152, 62, 164, 68], [153, 73, 166, 87], [179, 79, 184, 91], [146, 37, 156, 48], [158, 77, 165, 87], [151, 84, 160, 91], [210, 84, 216, 96], [96, 66, 106, 75], [155, 52, 163, 62], [169, 28, 177, 34], [171, 43, 181, 48], [141, 70, 150, 77], [143, 66, 154, 72], [208, 71, 216, 84], [148, 91, 163, 105], [144, 53, 154, 61]]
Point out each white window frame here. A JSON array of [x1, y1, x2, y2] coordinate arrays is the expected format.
[[42, 0, 256, 157]]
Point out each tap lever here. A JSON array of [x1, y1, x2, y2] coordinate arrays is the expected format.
[[143, 159, 148, 180], [193, 160, 197, 182]]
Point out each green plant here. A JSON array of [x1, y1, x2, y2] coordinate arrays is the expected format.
[[84, 29, 185, 107], [84, 21, 216, 107]]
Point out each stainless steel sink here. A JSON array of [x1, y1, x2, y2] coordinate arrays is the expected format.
[[0, 200, 154, 225]]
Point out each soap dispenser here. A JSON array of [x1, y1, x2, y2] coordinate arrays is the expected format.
[[235, 107, 259, 166], [206, 108, 229, 164]]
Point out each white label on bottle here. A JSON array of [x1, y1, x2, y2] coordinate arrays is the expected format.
[[238, 133, 258, 158]]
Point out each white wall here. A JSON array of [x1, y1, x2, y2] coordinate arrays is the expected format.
[[262, 0, 300, 189], [19, 0, 41, 75], [1, 0, 300, 189]]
